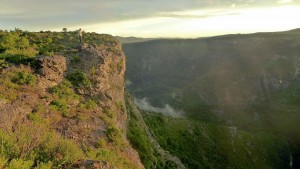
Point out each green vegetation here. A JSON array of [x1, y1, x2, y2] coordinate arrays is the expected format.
[[0, 66, 36, 101], [124, 29, 300, 167], [86, 146, 139, 169], [0, 125, 84, 168], [67, 70, 91, 87], [79, 99, 97, 110], [143, 113, 290, 169], [49, 80, 80, 117], [11, 69, 37, 85], [126, 93, 178, 169], [0, 29, 121, 69], [0, 29, 137, 169], [126, 95, 157, 168]]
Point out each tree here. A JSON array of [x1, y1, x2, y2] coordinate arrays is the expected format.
[[0, 33, 18, 50], [62, 28, 67, 33], [16, 37, 30, 49]]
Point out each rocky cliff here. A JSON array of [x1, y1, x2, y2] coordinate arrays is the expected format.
[[0, 31, 144, 169]]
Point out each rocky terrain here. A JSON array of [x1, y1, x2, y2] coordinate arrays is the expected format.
[[0, 30, 143, 169]]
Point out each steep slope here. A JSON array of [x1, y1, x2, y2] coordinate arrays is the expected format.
[[123, 29, 300, 168], [125, 93, 186, 169], [143, 113, 291, 169], [0, 30, 143, 168], [124, 30, 300, 126], [126, 92, 291, 169]]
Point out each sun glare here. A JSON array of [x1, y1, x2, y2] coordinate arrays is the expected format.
[[72, 5, 300, 38]]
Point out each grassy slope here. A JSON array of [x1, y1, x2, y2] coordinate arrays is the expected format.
[[143, 113, 290, 169]]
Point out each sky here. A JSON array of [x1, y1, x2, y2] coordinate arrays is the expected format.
[[1, 0, 300, 38]]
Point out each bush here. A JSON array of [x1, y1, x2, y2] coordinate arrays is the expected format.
[[0, 66, 36, 102], [55, 139, 84, 167], [8, 159, 34, 169], [5, 47, 38, 57], [86, 147, 139, 169], [0, 157, 8, 168], [34, 161, 53, 169], [50, 99, 69, 117], [106, 126, 126, 147], [103, 109, 116, 119], [11, 71, 36, 85], [49, 80, 79, 102], [79, 99, 97, 110], [71, 55, 81, 63], [0, 54, 36, 65], [0, 33, 18, 50], [67, 70, 91, 87], [0, 59, 9, 69]]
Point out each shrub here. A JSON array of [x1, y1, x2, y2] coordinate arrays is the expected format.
[[0, 66, 36, 101], [98, 137, 107, 148], [8, 159, 34, 169], [48, 80, 79, 102], [86, 147, 139, 169], [34, 161, 53, 169], [16, 37, 30, 49], [0, 54, 36, 65], [50, 99, 69, 117], [11, 71, 36, 85], [0, 59, 9, 69], [0, 157, 8, 168], [67, 70, 91, 87], [103, 109, 116, 119], [71, 55, 81, 63], [5, 47, 38, 58], [106, 126, 126, 147], [79, 99, 97, 110], [0, 33, 18, 50], [55, 139, 84, 167]]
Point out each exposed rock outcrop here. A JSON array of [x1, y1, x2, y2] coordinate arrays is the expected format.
[[37, 55, 67, 88], [0, 41, 144, 169]]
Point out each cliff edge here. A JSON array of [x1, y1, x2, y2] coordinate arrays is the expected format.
[[0, 30, 143, 169]]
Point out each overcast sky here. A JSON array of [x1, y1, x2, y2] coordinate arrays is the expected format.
[[1, 0, 300, 37]]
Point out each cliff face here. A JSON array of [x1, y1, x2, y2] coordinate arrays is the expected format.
[[58, 43, 127, 145], [0, 31, 143, 169]]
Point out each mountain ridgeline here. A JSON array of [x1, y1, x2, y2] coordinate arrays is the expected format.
[[123, 29, 300, 168]]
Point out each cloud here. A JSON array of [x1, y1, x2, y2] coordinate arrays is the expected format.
[[134, 98, 185, 118], [125, 79, 132, 87], [155, 9, 240, 19], [277, 0, 293, 4], [1, 0, 299, 37], [0, 0, 268, 29]]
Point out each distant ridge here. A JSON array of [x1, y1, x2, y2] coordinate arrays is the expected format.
[[115, 36, 155, 44]]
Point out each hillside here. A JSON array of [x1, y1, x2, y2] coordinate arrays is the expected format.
[[114, 36, 155, 44], [0, 30, 143, 168], [124, 29, 300, 168], [125, 93, 293, 169], [143, 113, 290, 169], [1, 29, 299, 169]]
